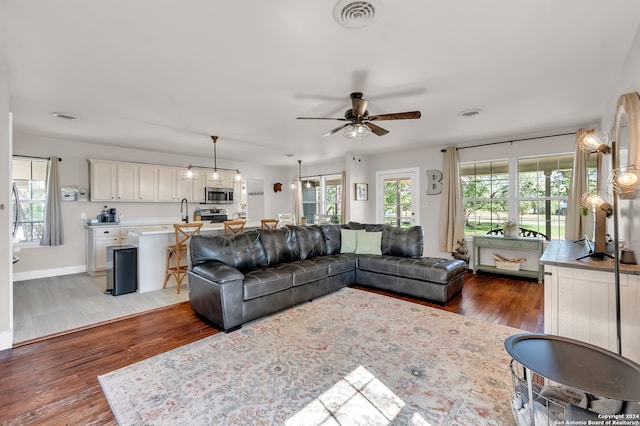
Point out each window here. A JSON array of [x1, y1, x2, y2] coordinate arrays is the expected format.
[[461, 160, 510, 235], [461, 154, 597, 240], [13, 157, 48, 243], [302, 174, 342, 224]]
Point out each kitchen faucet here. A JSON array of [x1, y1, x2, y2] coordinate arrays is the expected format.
[[180, 198, 189, 223]]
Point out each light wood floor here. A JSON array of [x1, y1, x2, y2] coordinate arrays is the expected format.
[[0, 272, 543, 425], [13, 273, 188, 344]]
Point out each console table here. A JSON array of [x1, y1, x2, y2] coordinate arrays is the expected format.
[[505, 333, 640, 425], [473, 235, 544, 282]]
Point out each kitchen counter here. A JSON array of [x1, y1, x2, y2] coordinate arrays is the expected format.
[[127, 220, 262, 293], [540, 239, 640, 275]]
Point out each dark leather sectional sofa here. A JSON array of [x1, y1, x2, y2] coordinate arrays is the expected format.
[[188, 223, 467, 332]]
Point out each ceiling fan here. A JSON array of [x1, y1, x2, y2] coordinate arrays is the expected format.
[[297, 92, 421, 139]]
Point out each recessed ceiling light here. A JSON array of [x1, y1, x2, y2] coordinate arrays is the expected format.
[[334, 0, 381, 29], [51, 112, 79, 120], [457, 109, 482, 118], [284, 154, 294, 157]]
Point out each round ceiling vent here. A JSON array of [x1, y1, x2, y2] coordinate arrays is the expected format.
[[333, 0, 381, 29]]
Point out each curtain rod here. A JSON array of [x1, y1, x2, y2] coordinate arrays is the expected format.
[[440, 131, 576, 153], [15, 155, 62, 161]]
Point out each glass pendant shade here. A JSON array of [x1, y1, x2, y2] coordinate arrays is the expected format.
[[343, 123, 371, 140], [207, 169, 224, 181], [578, 129, 611, 153], [610, 165, 640, 199], [180, 164, 198, 180], [581, 190, 609, 209]]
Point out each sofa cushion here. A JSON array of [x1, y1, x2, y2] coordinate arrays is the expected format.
[[313, 254, 357, 275], [348, 222, 384, 232], [339, 229, 364, 253], [190, 231, 268, 271], [358, 255, 466, 284], [381, 225, 423, 258], [274, 260, 329, 286], [294, 225, 326, 259], [355, 231, 382, 255], [258, 227, 299, 266], [243, 268, 293, 300], [320, 224, 345, 255]]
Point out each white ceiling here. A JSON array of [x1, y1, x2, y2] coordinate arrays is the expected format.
[[2, 0, 640, 166]]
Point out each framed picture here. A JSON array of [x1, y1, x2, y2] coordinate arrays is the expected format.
[[355, 183, 368, 201]]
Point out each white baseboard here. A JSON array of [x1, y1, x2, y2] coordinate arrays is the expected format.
[[13, 265, 87, 282], [0, 328, 13, 350]]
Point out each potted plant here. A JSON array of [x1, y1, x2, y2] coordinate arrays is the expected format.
[[503, 219, 518, 238], [300, 216, 307, 226]]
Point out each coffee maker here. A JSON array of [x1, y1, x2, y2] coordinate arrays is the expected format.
[[98, 206, 117, 223]]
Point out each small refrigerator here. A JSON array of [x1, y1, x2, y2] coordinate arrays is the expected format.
[[106, 245, 138, 296]]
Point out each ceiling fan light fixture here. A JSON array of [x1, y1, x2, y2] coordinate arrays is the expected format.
[[344, 123, 371, 139], [333, 0, 380, 29]]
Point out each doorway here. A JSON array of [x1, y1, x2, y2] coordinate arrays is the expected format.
[[376, 168, 419, 227]]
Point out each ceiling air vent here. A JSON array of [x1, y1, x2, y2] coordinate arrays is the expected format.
[[334, 0, 381, 29]]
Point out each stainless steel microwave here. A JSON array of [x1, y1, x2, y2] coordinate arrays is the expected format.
[[204, 187, 234, 204]]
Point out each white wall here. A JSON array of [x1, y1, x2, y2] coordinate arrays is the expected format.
[[1, 66, 12, 349]]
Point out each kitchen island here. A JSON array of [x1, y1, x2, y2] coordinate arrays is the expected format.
[[127, 220, 262, 293]]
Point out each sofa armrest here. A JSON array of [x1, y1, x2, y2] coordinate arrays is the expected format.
[[188, 261, 245, 332], [192, 260, 244, 283]]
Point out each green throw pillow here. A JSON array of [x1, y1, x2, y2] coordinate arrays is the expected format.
[[339, 229, 364, 253], [355, 231, 382, 255]]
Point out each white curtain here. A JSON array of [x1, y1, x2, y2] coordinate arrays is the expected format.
[[41, 156, 64, 246], [293, 180, 302, 225], [564, 129, 589, 240], [438, 147, 465, 252], [340, 171, 346, 224]]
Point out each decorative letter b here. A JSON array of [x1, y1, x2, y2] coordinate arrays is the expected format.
[[427, 170, 442, 195]]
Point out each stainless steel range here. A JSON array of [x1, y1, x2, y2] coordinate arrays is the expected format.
[[200, 208, 228, 223]]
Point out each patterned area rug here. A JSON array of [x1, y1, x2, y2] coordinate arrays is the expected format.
[[99, 288, 522, 425]]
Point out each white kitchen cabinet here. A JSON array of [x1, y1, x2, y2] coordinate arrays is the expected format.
[[90, 161, 118, 201], [137, 165, 158, 201], [86, 226, 121, 275], [158, 167, 178, 201], [91, 160, 158, 202], [116, 163, 138, 201]]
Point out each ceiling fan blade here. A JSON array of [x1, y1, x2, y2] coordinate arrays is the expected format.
[[366, 122, 389, 136], [368, 111, 422, 121], [297, 117, 348, 121], [322, 123, 351, 137], [352, 98, 369, 118]]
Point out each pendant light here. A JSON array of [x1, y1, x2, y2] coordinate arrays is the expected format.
[[207, 136, 223, 182], [180, 163, 199, 180], [204, 135, 244, 183]]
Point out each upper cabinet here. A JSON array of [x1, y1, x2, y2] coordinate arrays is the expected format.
[[90, 160, 209, 203], [90, 160, 159, 202]]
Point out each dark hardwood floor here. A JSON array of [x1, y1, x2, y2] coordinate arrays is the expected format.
[[0, 272, 542, 425]]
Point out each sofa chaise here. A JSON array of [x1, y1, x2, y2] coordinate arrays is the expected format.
[[188, 223, 467, 332]]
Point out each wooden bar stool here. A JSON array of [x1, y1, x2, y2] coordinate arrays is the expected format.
[[261, 219, 279, 230], [223, 220, 246, 235], [163, 222, 203, 293]]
